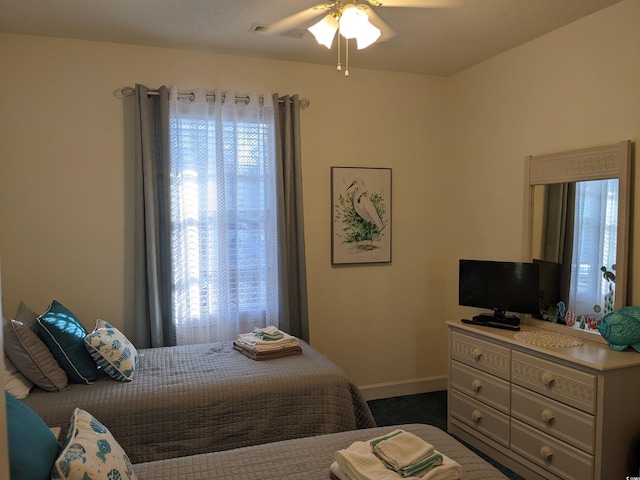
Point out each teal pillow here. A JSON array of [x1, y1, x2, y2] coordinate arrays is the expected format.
[[6, 391, 62, 480], [37, 300, 97, 384]]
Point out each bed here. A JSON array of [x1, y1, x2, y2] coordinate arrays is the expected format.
[[21, 339, 375, 464], [132, 423, 509, 479]]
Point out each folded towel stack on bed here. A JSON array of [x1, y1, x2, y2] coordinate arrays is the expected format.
[[371, 430, 443, 477], [330, 429, 462, 480], [233, 326, 302, 360]]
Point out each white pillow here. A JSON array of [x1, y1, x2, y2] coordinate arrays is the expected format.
[[4, 353, 33, 399], [50, 426, 62, 440], [3, 317, 34, 398], [84, 319, 138, 382], [52, 408, 136, 480]]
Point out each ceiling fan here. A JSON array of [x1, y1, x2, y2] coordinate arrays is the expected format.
[[264, 0, 454, 76]]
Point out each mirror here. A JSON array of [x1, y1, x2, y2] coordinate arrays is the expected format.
[[522, 141, 632, 341]]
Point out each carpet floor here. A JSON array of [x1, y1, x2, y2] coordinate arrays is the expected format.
[[367, 391, 526, 480]]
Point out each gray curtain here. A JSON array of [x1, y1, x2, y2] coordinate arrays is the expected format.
[[542, 182, 576, 305], [274, 94, 310, 343], [133, 84, 176, 348]]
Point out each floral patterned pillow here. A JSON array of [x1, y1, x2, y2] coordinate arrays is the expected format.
[[52, 408, 136, 480], [84, 319, 138, 382]]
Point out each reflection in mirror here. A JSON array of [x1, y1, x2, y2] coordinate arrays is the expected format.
[[522, 141, 632, 341], [532, 179, 619, 333]]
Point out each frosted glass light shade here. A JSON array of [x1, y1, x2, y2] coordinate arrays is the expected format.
[[355, 20, 381, 49], [338, 4, 380, 49], [308, 14, 339, 48], [338, 4, 365, 39]]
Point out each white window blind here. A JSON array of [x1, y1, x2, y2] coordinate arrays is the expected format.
[[168, 89, 279, 345]]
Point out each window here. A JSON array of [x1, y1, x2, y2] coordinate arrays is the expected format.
[[569, 178, 618, 318], [168, 95, 279, 345]]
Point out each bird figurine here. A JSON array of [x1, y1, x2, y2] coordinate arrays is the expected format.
[[347, 177, 384, 233], [601, 264, 616, 283], [596, 306, 640, 352]]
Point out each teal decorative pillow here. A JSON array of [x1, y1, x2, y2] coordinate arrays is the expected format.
[[6, 391, 62, 480], [52, 408, 136, 480], [37, 300, 98, 384], [84, 319, 139, 382]]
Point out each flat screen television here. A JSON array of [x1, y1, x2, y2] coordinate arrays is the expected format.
[[459, 259, 540, 324]]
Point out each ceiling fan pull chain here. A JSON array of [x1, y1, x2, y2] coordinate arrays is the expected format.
[[337, 31, 342, 72], [345, 37, 350, 77]]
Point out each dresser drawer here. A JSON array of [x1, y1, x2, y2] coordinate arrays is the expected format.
[[511, 418, 593, 480], [451, 331, 511, 380], [451, 360, 510, 414], [511, 350, 596, 414], [511, 384, 595, 454], [450, 389, 510, 447]]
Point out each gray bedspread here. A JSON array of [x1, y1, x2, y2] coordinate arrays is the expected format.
[[133, 423, 508, 479], [21, 340, 375, 464]]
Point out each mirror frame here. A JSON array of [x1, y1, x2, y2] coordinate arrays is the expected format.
[[522, 141, 632, 342]]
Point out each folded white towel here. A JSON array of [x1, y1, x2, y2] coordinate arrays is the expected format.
[[335, 441, 399, 480], [252, 326, 285, 341], [335, 441, 462, 480], [371, 429, 435, 471], [236, 331, 299, 352], [419, 454, 462, 480], [330, 461, 353, 480], [255, 326, 279, 333]]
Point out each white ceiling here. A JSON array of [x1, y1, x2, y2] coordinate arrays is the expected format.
[[0, 0, 623, 76]]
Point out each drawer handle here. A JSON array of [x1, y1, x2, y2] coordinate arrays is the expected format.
[[541, 371, 556, 387], [471, 379, 482, 393], [541, 409, 555, 425], [472, 348, 483, 360], [471, 409, 482, 424], [540, 446, 554, 462]]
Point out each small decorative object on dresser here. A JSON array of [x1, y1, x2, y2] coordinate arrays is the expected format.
[[596, 306, 640, 352]]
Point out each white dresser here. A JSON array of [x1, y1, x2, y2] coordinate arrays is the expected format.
[[447, 320, 640, 480]]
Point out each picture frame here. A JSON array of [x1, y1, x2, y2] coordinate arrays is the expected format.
[[331, 166, 392, 265]]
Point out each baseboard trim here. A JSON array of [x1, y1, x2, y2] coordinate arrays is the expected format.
[[359, 376, 448, 401]]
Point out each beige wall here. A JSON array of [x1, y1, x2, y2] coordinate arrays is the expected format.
[[0, 31, 450, 394], [443, 0, 640, 322], [1, 2, 639, 461]]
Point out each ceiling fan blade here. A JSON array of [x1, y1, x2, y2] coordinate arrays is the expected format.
[[261, 5, 330, 35], [358, 5, 396, 41], [368, 0, 458, 7]]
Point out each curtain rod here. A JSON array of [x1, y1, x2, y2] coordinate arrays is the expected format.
[[115, 86, 310, 110]]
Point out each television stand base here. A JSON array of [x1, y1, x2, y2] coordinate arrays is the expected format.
[[462, 318, 521, 331], [472, 314, 520, 326]]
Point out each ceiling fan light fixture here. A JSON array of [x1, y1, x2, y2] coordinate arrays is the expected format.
[[307, 1, 385, 76], [308, 14, 339, 48], [337, 4, 366, 39], [354, 19, 380, 49], [337, 4, 380, 49]]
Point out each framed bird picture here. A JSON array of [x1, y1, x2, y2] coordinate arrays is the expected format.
[[331, 166, 392, 265]]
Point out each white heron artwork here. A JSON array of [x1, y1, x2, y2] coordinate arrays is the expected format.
[[332, 167, 391, 264], [347, 177, 385, 236]]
